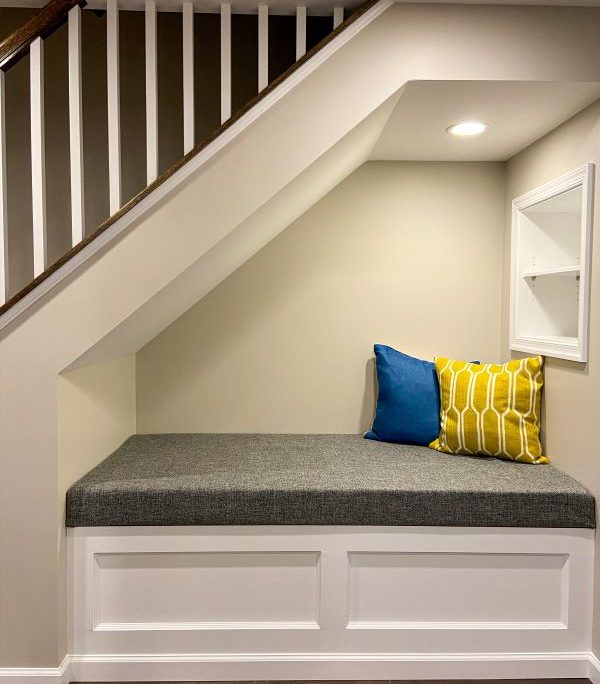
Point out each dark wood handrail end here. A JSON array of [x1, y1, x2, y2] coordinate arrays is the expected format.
[[0, 0, 87, 73]]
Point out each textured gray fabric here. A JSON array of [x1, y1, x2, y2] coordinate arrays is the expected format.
[[66, 433, 595, 528]]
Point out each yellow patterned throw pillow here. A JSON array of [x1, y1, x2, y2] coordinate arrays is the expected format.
[[430, 356, 547, 464]]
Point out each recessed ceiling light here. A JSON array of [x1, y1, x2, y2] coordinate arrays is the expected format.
[[446, 121, 489, 137]]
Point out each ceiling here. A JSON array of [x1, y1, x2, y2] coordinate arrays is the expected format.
[[370, 80, 600, 162]]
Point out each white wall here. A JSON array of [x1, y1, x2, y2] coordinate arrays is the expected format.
[[504, 98, 600, 657], [137, 161, 505, 433], [58, 355, 136, 503], [56, 355, 136, 649]]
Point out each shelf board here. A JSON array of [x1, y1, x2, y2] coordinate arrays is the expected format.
[[521, 265, 580, 278], [517, 334, 578, 347]]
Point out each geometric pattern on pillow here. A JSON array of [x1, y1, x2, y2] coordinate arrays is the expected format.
[[429, 355, 548, 464]]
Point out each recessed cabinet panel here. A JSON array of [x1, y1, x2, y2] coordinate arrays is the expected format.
[[510, 164, 593, 362], [94, 551, 321, 629], [347, 552, 567, 627]]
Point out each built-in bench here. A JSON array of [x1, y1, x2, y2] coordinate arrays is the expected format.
[[66, 433, 594, 528], [66, 434, 596, 682]]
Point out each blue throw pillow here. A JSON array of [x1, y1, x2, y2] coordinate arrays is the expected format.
[[364, 344, 440, 446]]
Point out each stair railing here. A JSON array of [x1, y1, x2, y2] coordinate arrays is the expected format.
[[0, 0, 356, 314], [0, 0, 87, 306]]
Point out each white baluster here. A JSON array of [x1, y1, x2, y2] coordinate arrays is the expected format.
[[145, 0, 158, 181], [220, 3, 231, 123], [258, 5, 268, 92], [333, 6, 343, 28], [296, 6, 306, 60], [0, 70, 8, 304], [182, 0, 194, 153], [68, 5, 85, 245], [30, 37, 47, 277], [107, 0, 121, 213]]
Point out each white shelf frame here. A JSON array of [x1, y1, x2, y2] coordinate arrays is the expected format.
[[510, 163, 594, 363]]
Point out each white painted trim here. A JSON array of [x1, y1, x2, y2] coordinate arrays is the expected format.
[[0, 70, 8, 304], [68, 5, 85, 245], [0, 652, 600, 684], [69, 526, 594, 677], [509, 163, 594, 363], [589, 652, 600, 684], [220, 2, 231, 123], [64, 651, 597, 682], [68, 523, 595, 539], [30, 36, 47, 277], [258, 4, 268, 92], [4, 652, 600, 683], [0, 0, 393, 333], [182, 0, 195, 154], [94, 619, 321, 630], [296, 5, 306, 60], [107, 0, 121, 213], [145, 0, 158, 181], [333, 6, 344, 28], [346, 620, 567, 630], [0, 655, 70, 684]]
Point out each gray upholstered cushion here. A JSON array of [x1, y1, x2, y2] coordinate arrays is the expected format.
[[66, 433, 595, 528]]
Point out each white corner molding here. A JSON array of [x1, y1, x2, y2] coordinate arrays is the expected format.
[[510, 163, 594, 363], [589, 652, 600, 684], [0, 0, 393, 336]]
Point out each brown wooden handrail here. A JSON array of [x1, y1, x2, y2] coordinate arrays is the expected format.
[[0, 0, 87, 72], [0, 0, 379, 319]]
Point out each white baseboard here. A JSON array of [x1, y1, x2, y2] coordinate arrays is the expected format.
[[67, 651, 596, 681], [0, 656, 70, 684], [589, 652, 600, 684], [2, 651, 597, 683]]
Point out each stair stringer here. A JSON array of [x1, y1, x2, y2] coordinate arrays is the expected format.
[[5, 0, 600, 670]]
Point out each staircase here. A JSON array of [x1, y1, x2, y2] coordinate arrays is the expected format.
[[0, 0, 365, 318]]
